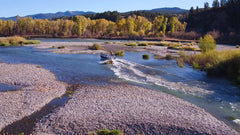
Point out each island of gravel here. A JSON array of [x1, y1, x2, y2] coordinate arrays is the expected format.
[[32, 41, 236, 56], [0, 63, 66, 130], [35, 84, 238, 135]]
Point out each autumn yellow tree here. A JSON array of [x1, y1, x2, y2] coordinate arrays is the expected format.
[[199, 34, 216, 52]]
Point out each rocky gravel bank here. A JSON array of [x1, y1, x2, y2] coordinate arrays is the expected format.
[[35, 84, 238, 135], [0, 63, 66, 131]]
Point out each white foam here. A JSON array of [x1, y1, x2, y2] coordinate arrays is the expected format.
[[233, 119, 240, 125], [110, 58, 213, 96]]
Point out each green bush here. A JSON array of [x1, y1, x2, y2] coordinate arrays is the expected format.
[[198, 34, 216, 53], [52, 46, 55, 48], [178, 51, 186, 58], [142, 54, 150, 60], [125, 43, 137, 47], [0, 36, 40, 46], [182, 50, 240, 85], [177, 58, 184, 68], [57, 46, 65, 49], [104, 41, 111, 44], [89, 43, 103, 50], [192, 62, 200, 69], [138, 43, 149, 46], [155, 42, 168, 46], [95, 129, 123, 135], [115, 50, 125, 57], [165, 53, 173, 60], [153, 54, 165, 59], [0, 42, 11, 46], [24, 40, 40, 44], [7, 36, 26, 45]]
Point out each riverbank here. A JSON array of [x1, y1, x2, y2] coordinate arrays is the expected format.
[[0, 63, 66, 131], [30, 40, 237, 57], [34, 84, 238, 135]]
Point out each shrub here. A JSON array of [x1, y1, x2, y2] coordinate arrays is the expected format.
[[182, 50, 240, 84], [177, 58, 184, 68], [198, 34, 216, 53], [183, 46, 200, 51], [178, 51, 186, 58], [125, 43, 137, 47], [155, 42, 169, 46], [89, 43, 103, 50], [153, 54, 165, 59], [105, 60, 113, 64], [138, 42, 149, 46], [95, 129, 123, 135], [24, 40, 40, 44], [104, 41, 111, 44], [114, 50, 125, 57], [7, 36, 26, 45], [52, 46, 55, 48], [0, 36, 40, 46], [192, 62, 200, 69], [165, 53, 173, 60], [142, 54, 150, 60], [57, 46, 65, 49]]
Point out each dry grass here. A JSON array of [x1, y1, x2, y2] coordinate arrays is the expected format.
[[0, 36, 40, 46], [180, 50, 240, 84]]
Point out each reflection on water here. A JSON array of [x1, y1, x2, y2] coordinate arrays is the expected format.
[[0, 45, 239, 131]]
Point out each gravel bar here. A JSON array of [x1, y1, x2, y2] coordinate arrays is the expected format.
[[0, 63, 66, 130], [35, 84, 238, 135]]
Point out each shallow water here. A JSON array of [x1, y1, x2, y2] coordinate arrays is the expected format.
[[0, 42, 239, 131], [0, 83, 20, 92]]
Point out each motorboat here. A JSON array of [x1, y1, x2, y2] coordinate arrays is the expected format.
[[100, 53, 116, 60]]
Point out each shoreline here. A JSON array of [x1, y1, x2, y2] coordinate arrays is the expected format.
[[0, 63, 66, 131], [0, 42, 239, 134], [34, 84, 239, 135]]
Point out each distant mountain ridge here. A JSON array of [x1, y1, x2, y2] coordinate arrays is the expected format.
[[148, 7, 188, 14], [0, 7, 188, 21], [0, 11, 95, 21]]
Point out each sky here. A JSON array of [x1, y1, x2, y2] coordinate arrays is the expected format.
[[0, 0, 214, 17]]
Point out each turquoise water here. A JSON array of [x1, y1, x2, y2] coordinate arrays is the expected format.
[[0, 41, 239, 131]]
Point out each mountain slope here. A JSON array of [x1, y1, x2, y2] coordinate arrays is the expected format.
[[148, 7, 188, 14], [0, 7, 188, 21], [0, 11, 95, 21]]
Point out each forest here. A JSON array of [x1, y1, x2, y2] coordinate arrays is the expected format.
[[0, 15, 185, 39], [0, 0, 239, 43], [186, 0, 240, 43]]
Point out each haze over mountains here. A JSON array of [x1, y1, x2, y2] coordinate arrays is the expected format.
[[0, 7, 188, 21]]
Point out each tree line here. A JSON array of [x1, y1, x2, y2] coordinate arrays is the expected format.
[[186, 0, 240, 43], [0, 15, 185, 38]]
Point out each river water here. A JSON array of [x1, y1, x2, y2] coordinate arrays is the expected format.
[[0, 39, 239, 132]]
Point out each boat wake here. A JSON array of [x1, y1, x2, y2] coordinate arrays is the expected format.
[[110, 58, 212, 96]]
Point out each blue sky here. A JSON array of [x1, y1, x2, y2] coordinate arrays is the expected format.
[[0, 0, 214, 17]]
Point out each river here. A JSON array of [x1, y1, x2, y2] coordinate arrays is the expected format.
[[0, 38, 239, 132]]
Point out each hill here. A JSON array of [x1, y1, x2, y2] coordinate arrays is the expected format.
[[0, 11, 95, 21], [186, 2, 240, 44], [148, 7, 188, 14], [0, 7, 187, 21]]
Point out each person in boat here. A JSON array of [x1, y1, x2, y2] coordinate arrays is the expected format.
[[110, 50, 114, 56]]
